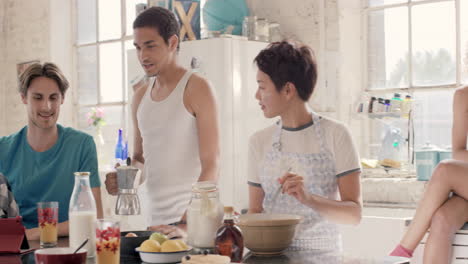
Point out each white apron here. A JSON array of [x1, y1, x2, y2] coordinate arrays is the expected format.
[[260, 113, 342, 253]]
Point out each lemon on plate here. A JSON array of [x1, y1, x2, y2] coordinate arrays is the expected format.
[[161, 239, 188, 252], [140, 239, 161, 252]]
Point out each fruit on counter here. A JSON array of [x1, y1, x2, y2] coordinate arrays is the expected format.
[[125, 232, 137, 237], [161, 239, 188, 252], [380, 158, 401, 169], [361, 158, 378, 169], [149, 232, 168, 244], [174, 239, 189, 250], [139, 238, 189, 252], [140, 239, 161, 252]]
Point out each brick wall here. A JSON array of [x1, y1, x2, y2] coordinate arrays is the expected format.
[[0, 0, 51, 136], [246, 0, 332, 112], [0, 0, 364, 140], [0, 0, 73, 137], [246, 0, 364, 143], [246, 0, 322, 48], [0, 0, 6, 136]]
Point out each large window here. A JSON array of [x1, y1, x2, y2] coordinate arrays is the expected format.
[[74, 0, 147, 164], [364, 0, 467, 155]]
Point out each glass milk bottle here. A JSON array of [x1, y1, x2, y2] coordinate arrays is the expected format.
[[69, 172, 97, 258], [187, 181, 224, 249]]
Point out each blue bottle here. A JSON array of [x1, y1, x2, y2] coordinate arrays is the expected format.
[[115, 129, 124, 164], [384, 99, 391, 112]]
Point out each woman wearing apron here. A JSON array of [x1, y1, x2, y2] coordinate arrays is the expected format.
[[390, 86, 468, 264], [247, 41, 362, 260]]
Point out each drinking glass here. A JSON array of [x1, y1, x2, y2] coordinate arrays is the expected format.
[[37, 201, 58, 248], [96, 219, 120, 264]]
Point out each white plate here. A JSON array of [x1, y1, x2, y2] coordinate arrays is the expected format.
[[135, 247, 191, 263]]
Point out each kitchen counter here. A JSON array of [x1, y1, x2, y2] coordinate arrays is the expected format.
[[19, 239, 342, 264], [243, 250, 341, 264]]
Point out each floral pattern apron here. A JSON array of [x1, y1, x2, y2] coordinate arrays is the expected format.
[[260, 113, 342, 253]]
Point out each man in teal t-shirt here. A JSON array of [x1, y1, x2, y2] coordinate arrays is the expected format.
[[0, 62, 103, 240]]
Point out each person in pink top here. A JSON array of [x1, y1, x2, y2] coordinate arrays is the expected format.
[[390, 86, 468, 263]]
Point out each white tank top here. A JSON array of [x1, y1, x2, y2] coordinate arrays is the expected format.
[[137, 70, 200, 225]]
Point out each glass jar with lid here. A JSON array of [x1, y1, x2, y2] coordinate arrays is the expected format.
[[255, 18, 269, 42], [269, 22, 282, 42], [242, 16, 257, 40], [187, 181, 224, 249]]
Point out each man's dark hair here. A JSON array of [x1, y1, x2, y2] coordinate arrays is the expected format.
[[133, 6, 180, 51], [254, 41, 318, 101]]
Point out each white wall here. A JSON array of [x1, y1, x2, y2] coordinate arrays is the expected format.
[[341, 216, 409, 261], [49, 0, 74, 128], [246, 0, 333, 113], [0, 0, 365, 140], [0, 0, 6, 137], [246, 0, 364, 142], [0, 0, 73, 137], [1, 0, 50, 136], [337, 1, 365, 154], [0, 0, 370, 217]]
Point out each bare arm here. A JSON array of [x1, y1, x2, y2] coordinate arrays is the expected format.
[[105, 86, 148, 195], [308, 171, 362, 225], [131, 85, 147, 171], [174, 76, 220, 223], [92, 187, 103, 219], [248, 185, 265, 213], [57, 221, 69, 237], [452, 86, 468, 162], [281, 170, 362, 225], [26, 221, 70, 240], [26, 188, 103, 240], [186, 75, 220, 184]]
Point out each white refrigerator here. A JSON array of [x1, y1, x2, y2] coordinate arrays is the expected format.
[[126, 38, 271, 213]]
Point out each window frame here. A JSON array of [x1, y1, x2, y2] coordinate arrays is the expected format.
[[72, 0, 137, 130], [362, 0, 463, 94]]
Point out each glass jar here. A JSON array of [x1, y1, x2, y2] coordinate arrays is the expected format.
[[69, 172, 97, 258], [255, 18, 269, 42], [187, 181, 224, 249], [242, 16, 257, 41], [269, 22, 282, 42]]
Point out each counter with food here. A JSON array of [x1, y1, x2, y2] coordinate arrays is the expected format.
[[19, 237, 342, 264]]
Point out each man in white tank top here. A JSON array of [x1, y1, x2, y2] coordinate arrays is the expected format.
[[104, 7, 220, 237]]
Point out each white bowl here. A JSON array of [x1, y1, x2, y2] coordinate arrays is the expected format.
[[135, 247, 191, 263]]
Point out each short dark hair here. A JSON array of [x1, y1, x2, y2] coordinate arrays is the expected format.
[[133, 7, 180, 51], [18, 62, 69, 96], [254, 41, 318, 101]]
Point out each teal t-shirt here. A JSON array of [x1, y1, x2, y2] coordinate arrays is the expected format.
[[0, 124, 101, 229]]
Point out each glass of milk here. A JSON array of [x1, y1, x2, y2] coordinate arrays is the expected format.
[[69, 172, 97, 258], [187, 181, 224, 249]]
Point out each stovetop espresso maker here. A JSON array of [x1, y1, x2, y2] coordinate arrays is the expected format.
[[115, 160, 141, 215]]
